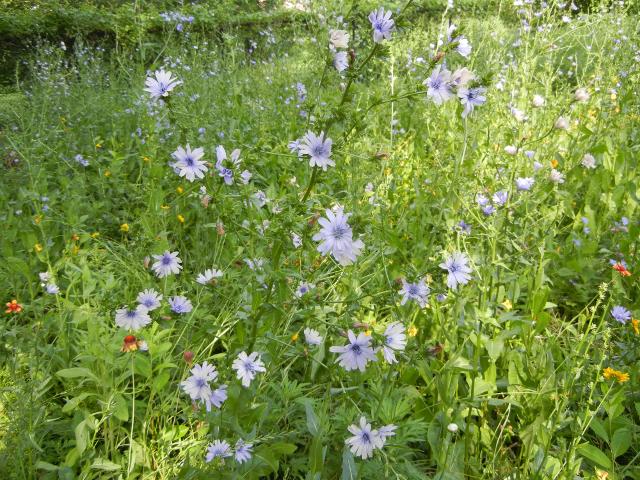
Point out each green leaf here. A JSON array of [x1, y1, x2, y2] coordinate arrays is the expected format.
[[57, 368, 98, 382], [576, 443, 612, 469], [341, 448, 358, 480], [112, 394, 129, 422], [611, 428, 631, 457], [35, 461, 59, 471], [75, 420, 89, 455], [90, 458, 121, 471], [588, 417, 609, 443], [62, 393, 95, 413]]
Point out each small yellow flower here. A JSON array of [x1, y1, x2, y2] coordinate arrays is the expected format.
[[95, 143, 102, 149], [71, 233, 79, 241], [33, 215, 42, 225], [34, 243, 43, 252], [160, 205, 170, 210], [610, 92, 617, 101], [603, 367, 630, 383], [364, 329, 372, 336], [501, 299, 513, 311], [120, 223, 129, 232], [104, 170, 111, 177], [177, 214, 185, 223], [291, 332, 299, 342], [407, 325, 418, 337], [143, 156, 151, 162], [90, 232, 100, 238], [631, 319, 639, 336], [550, 159, 559, 168], [71, 245, 80, 255], [176, 186, 184, 194]]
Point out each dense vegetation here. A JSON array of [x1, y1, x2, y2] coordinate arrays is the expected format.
[[1, 0, 639, 479]]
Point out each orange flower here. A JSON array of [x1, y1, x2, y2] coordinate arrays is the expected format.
[[5, 299, 22, 314], [603, 367, 630, 383], [550, 159, 559, 168], [631, 319, 639, 336], [612, 263, 631, 277]]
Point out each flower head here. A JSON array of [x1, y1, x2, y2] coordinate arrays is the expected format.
[[169, 295, 193, 314], [368, 8, 394, 43], [5, 299, 22, 314], [295, 282, 315, 298], [330, 330, 377, 372], [334, 51, 349, 72], [345, 417, 394, 460], [180, 361, 217, 402], [330, 29, 350, 49], [399, 279, 430, 308], [144, 69, 181, 99], [205, 440, 232, 463], [304, 328, 323, 345], [382, 322, 407, 364], [299, 131, 334, 171], [312, 208, 364, 266], [440, 252, 472, 290], [603, 367, 629, 383], [232, 351, 266, 387], [516, 177, 535, 191], [234, 439, 253, 464], [425, 66, 454, 105], [215, 146, 242, 185], [196, 268, 223, 285], [151, 251, 182, 278], [581, 153, 596, 169], [136, 289, 162, 311], [115, 305, 151, 331], [172, 145, 207, 182], [458, 87, 486, 117], [611, 305, 631, 324]]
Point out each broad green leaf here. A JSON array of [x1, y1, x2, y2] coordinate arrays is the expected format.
[[577, 443, 612, 469], [91, 458, 121, 471], [57, 368, 98, 382], [611, 428, 631, 457]]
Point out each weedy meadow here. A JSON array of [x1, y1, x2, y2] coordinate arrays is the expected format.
[[0, 0, 639, 478]]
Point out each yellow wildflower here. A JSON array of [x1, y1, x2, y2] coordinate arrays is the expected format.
[[407, 325, 418, 337], [603, 367, 630, 383], [34, 243, 43, 252], [501, 299, 513, 311], [104, 170, 111, 177], [90, 232, 100, 238], [291, 332, 299, 342], [120, 223, 129, 232], [550, 159, 559, 168], [631, 319, 639, 336], [177, 214, 185, 224], [176, 186, 184, 194]]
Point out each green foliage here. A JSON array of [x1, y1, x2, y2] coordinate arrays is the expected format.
[[1, 1, 640, 479]]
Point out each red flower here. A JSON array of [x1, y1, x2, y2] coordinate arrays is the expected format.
[[5, 299, 22, 314], [612, 263, 631, 277]]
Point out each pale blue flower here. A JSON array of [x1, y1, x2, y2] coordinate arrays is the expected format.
[[151, 251, 182, 278], [424, 66, 454, 105], [611, 305, 631, 324], [440, 252, 472, 290], [458, 87, 486, 117], [169, 295, 192, 314], [115, 305, 151, 331], [399, 279, 429, 308], [205, 440, 232, 463], [329, 330, 377, 372], [368, 8, 394, 43], [234, 439, 253, 464], [136, 289, 162, 310]]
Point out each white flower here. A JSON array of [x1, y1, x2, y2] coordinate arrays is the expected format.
[[312, 208, 364, 266], [334, 51, 349, 72], [381, 322, 407, 364], [447, 423, 459, 433], [330, 29, 350, 49], [39, 272, 51, 283], [554, 116, 569, 130], [196, 268, 223, 285], [504, 145, 518, 155], [439, 252, 472, 290], [450, 67, 475, 88], [532, 94, 545, 107], [581, 153, 596, 169], [115, 305, 151, 331], [144, 69, 181, 99], [205, 440, 232, 463], [549, 169, 565, 184], [330, 330, 377, 372], [232, 351, 266, 387], [151, 251, 182, 278], [136, 289, 162, 310], [456, 37, 472, 57], [515, 177, 535, 191], [172, 145, 207, 182], [234, 439, 253, 464], [298, 131, 334, 171], [180, 361, 217, 402], [510, 106, 528, 122], [574, 88, 590, 102], [345, 417, 385, 460], [304, 328, 323, 345]]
